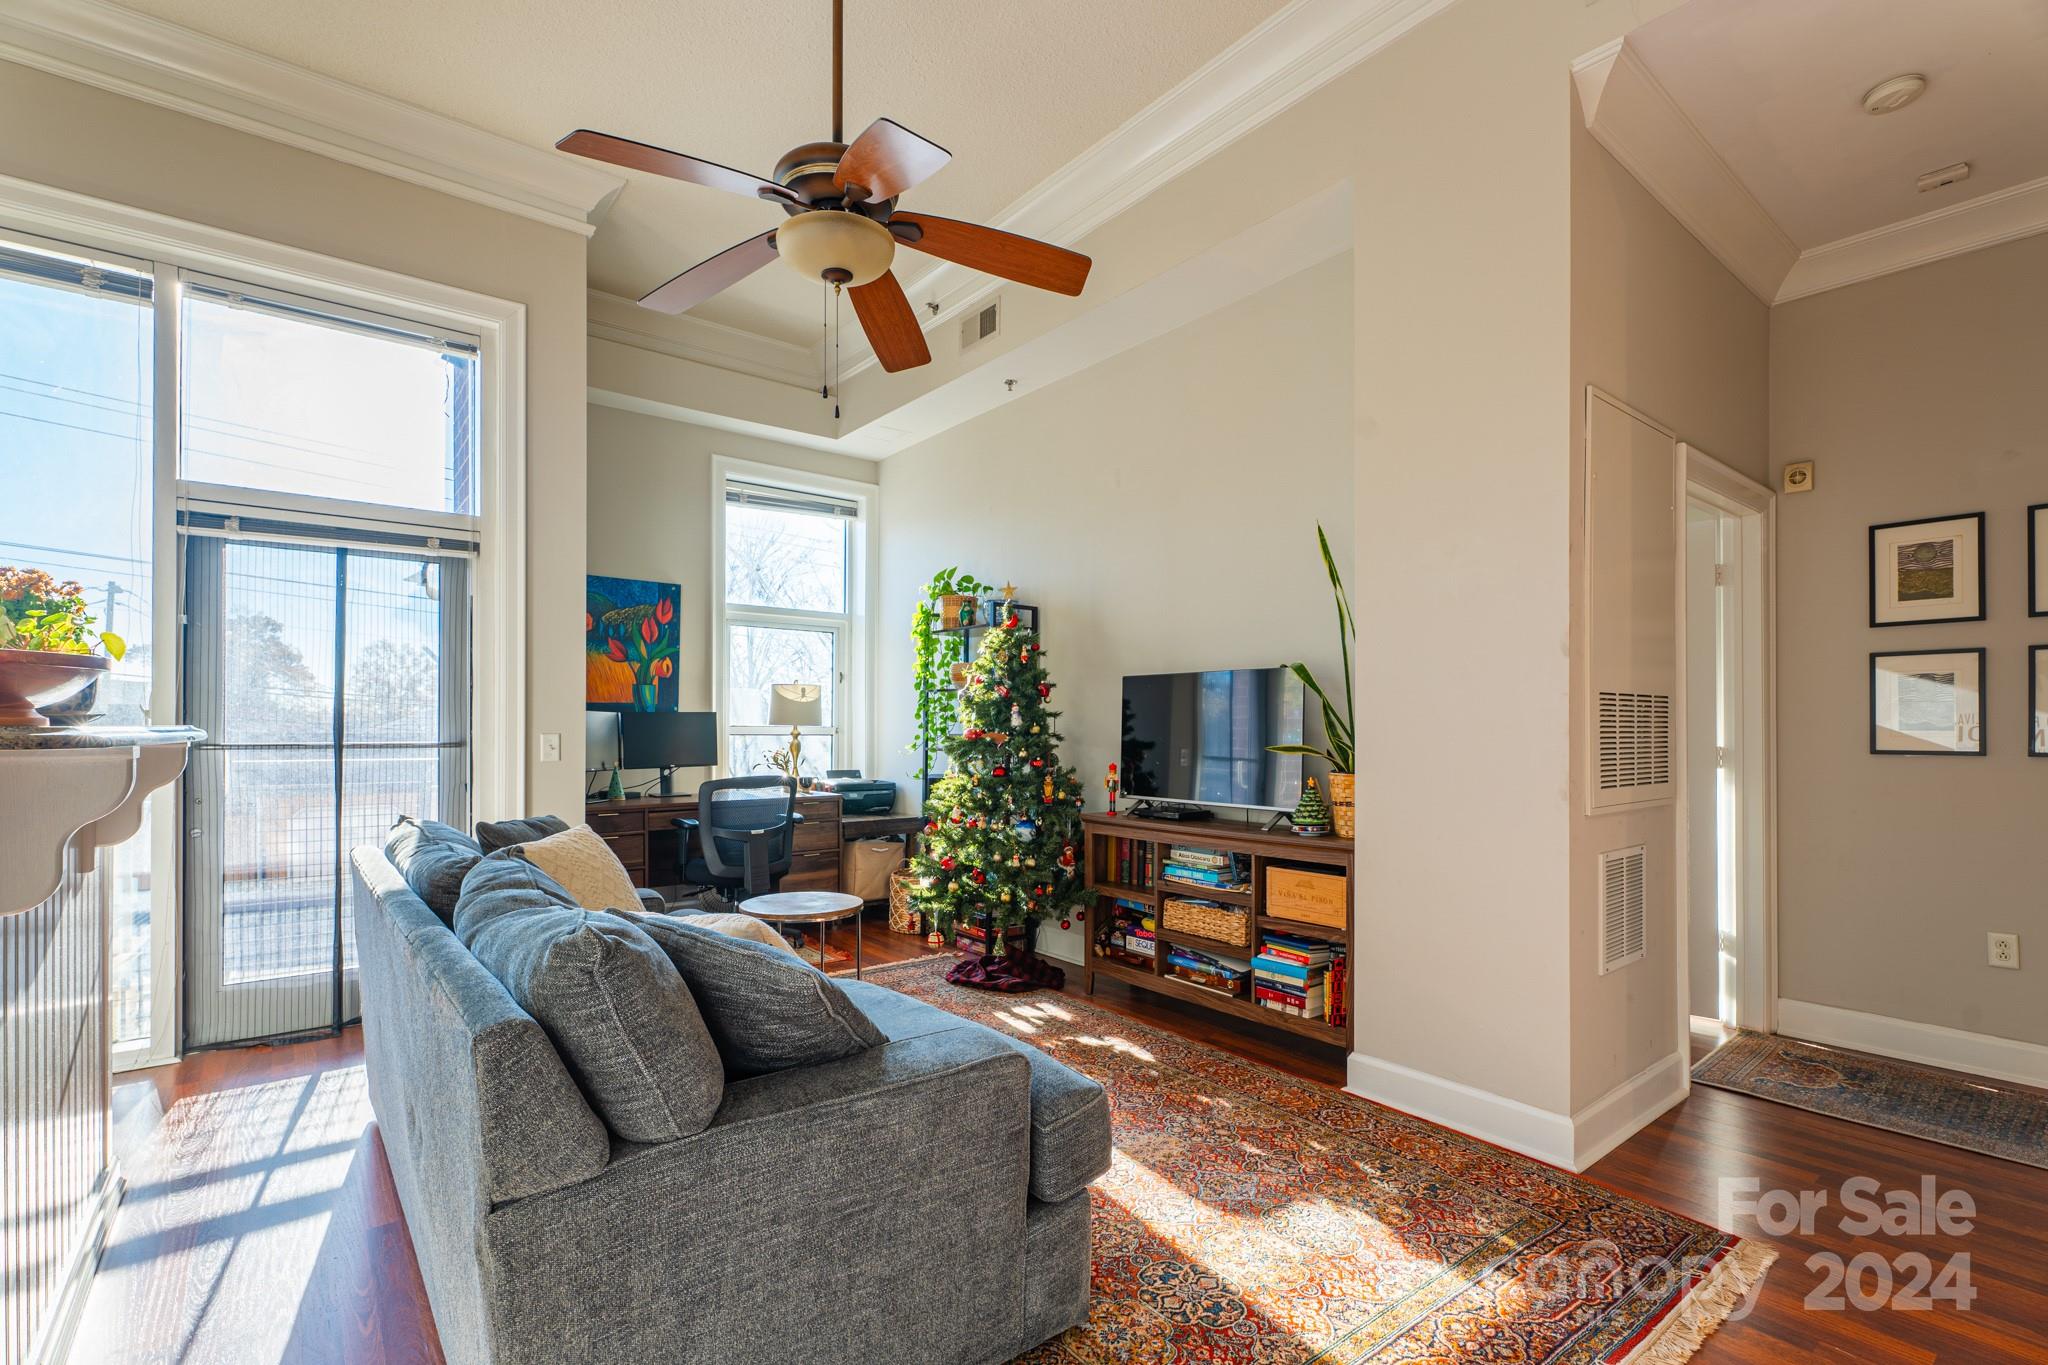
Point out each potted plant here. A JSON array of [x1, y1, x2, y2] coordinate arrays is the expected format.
[[0, 567, 127, 727], [910, 567, 990, 779], [1267, 525, 1355, 837]]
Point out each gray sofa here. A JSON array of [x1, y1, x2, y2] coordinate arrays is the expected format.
[[351, 845, 1110, 1365]]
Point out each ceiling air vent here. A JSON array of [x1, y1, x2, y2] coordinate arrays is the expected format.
[[1596, 691, 1672, 794], [959, 297, 1001, 353], [1598, 845, 1647, 975]]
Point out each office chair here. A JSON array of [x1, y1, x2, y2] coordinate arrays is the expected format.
[[674, 775, 803, 912]]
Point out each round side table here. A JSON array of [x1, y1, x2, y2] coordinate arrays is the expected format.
[[737, 890, 866, 978]]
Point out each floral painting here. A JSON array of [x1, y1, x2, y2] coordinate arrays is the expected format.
[[586, 575, 679, 712]]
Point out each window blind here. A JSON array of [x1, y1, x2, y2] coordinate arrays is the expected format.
[[724, 479, 860, 519], [181, 273, 479, 355], [0, 240, 152, 301]]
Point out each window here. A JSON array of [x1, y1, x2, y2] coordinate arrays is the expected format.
[[0, 199, 519, 1064], [179, 276, 478, 515], [718, 472, 867, 781], [0, 234, 157, 1045]]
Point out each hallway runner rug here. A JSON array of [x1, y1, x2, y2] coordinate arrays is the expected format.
[[869, 958, 1774, 1364], [1692, 1030, 2048, 1169]]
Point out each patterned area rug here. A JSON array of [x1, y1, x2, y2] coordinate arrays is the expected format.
[[869, 959, 1773, 1364], [1693, 1031, 2048, 1169]]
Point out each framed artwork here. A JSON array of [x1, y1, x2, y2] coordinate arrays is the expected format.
[[1868, 513, 1984, 627], [1870, 648, 1985, 756], [2030, 503, 2048, 617], [586, 575, 680, 712], [2032, 646, 2048, 758]]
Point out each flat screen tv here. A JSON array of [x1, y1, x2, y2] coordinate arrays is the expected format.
[[1120, 668, 1306, 812]]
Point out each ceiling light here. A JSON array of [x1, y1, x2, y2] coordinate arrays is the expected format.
[[1862, 74, 1927, 115], [775, 211, 895, 287]]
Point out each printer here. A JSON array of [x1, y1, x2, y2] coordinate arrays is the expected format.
[[817, 771, 898, 815]]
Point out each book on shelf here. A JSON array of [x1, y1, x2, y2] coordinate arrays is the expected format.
[[1250, 954, 1325, 983], [1255, 984, 1328, 1019], [1160, 865, 1251, 892], [1106, 836, 1154, 889]]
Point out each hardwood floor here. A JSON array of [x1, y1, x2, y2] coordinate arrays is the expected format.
[[82, 915, 2048, 1363]]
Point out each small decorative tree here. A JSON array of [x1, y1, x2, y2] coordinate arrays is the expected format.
[[910, 612, 1087, 991]]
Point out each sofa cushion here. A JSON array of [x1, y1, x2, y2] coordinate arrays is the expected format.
[[474, 813, 570, 853], [455, 855, 723, 1143], [383, 817, 483, 923], [839, 979, 1111, 1203], [635, 917, 884, 1079], [669, 910, 798, 955], [511, 824, 642, 913]]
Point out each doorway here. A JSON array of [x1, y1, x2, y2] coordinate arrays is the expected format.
[[1680, 448, 1774, 1035], [182, 535, 471, 1047]]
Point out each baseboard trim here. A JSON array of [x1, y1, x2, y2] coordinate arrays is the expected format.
[[1571, 1050, 1689, 1171], [1775, 999, 2048, 1089], [1345, 1049, 1690, 1173], [1346, 1052, 1578, 1169]]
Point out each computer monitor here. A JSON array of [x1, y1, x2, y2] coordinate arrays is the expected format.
[[584, 711, 621, 773], [620, 711, 719, 796]]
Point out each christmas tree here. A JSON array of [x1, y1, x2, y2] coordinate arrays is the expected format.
[[910, 613, 1087, 991]]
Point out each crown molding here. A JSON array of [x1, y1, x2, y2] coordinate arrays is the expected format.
[[1573, 39, 1798, 304], [0, 0, 623, 237], [1777, 172, 2048, 303], [586, 290, 820, 390], [833, 0, 1460, 379], [1575, 37, 2048, 308]]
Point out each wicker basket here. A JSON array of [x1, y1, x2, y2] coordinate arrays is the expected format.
[[1161, 896, 1252, 949], [888, 870, 921, 934]]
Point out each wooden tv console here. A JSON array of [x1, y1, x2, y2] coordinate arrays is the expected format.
[[1080, 811, 1355, 1050]]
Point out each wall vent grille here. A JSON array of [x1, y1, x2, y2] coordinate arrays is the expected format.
[[1596, 690, 1672, 790], [1598, 845, 1648, 974], [959, 298, 1000, 352]]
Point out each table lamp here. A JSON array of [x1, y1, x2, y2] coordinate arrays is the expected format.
[[768, 683, 824, 779]]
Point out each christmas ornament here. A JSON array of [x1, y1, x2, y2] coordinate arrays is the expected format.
[[941, 856, 956, 870], [1037, 683, 1052, 699], [998, 685, 1010, 699], [1010, 703, 1023, 727], [1016, 817, 1038, 842], [1289, 776, 1334, 837], [1031, 757, 1045, 769], [1059, 917, 1071, 931], [993, 764, 1008, 777]]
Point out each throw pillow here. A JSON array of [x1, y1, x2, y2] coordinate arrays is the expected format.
[[383, 816, 482, 923], [456, 855, 723, 1142], [510, 824, 643, 914], [474, 813, 570, 853], [673, 910, 798, 956], [636, 917, 884, 1079]]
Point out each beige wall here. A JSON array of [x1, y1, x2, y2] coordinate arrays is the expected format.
[[876, 254, 1354, 964], [585, 403, 878, 790], [0, 61, 592, 816], [1773, 233, 2048, 1047], [1566, 105, 1771, 1110]]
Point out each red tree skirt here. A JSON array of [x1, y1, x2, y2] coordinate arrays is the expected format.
[[946, 949, 1066, 993]]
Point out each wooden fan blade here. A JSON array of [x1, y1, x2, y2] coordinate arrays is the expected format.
[[847, 271, 931, 372], [557, 130, 795, 203], [835, 118, 951, 203], [638, 231, 780, 314], [890, 213, 1090, 296]]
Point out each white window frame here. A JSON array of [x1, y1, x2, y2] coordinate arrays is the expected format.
[[0, 172, 527, 1069], [710, 456, 875, 780]]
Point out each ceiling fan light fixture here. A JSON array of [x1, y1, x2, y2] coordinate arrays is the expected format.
[[776, 210, 895, 287]]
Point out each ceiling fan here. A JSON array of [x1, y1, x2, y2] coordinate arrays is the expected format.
[[556, 0, 1092, 374]]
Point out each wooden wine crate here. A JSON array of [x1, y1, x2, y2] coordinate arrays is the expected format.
[[1264, 866, 1348, 929]]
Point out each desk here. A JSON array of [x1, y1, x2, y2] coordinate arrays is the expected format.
[[585, 792, 843, 893]]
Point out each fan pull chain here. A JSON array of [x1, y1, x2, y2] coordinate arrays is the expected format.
[[833, 283, 843, 421], [820, 284, 830, 403]]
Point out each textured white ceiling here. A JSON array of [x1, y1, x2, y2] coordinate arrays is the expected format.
[[1629, 0, 2048, 248], [117, 0, 1292, 345]]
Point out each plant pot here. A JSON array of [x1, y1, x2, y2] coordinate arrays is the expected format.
[[1327, 771, 1356, 839], [0, 650, 111, 728], [939, 594, 977, 630]]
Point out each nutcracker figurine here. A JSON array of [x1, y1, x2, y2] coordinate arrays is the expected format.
[[1104, 762, 1120, 817]]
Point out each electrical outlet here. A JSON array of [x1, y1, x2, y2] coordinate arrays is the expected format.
[[540, 732, 561, 763], [1988, 932, 2020, 969]]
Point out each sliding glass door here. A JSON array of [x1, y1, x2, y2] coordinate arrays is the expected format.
[[183, 537, 469, 1046]]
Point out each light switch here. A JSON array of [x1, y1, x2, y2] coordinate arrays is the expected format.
[[540, 732, 561, 763]]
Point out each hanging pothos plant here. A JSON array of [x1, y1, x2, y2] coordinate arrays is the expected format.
[[910, 566, 991, 779]]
